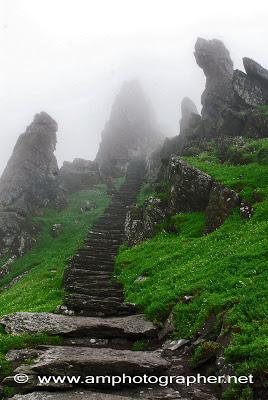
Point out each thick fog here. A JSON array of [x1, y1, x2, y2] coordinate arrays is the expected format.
[[1, 0, 268, 174]]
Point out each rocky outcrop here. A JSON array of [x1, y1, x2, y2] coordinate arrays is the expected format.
[[194, 38, 235, 136], [127, 157, 253, 245], [192, 39, 268, 139], [168, 157, 213, 213], [59, 159, 101, 193], [96, 80, 163, 177], [204, 182, 241, 233], [232, 70, 266, 107], [232, 57, 268, 106], [0, 112, 61, 256], [0, 112, 59, 212], [0, 312, 157, 339], [180, 97, 201, 138], [125, 197, 166, 246]]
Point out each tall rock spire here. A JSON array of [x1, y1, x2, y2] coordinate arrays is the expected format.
[[194, 38, 235, 135], [0, 112, 60, 256], [96, 80, 163, 176]]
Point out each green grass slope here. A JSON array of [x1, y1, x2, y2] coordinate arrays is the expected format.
[[116, 138, 268, 398]]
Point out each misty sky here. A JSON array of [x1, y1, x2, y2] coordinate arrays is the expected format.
[[1, 0, 268, 174]]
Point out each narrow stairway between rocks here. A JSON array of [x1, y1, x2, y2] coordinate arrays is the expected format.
[[63, 158, 146, 317]]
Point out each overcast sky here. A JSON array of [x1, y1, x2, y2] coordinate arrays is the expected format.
[[1, 0, 268, 174]]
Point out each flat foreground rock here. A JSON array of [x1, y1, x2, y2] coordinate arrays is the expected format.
[[0, 312, 157, 339], [13, 346, 169, 377]]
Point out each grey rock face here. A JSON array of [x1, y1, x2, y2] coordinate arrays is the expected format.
[[233, 70, 266, 107], [125, 197, 166, 246], [168, 157, 213, 213], [0, 312, 157, 339], [204, 183, 241, 233], [96, 80, 163, 176], [59, 158, 101, 193], [0, 112, 59, 212], [194, 38, 234, 135], [0, 112, 60, 256], [180, 97, 201, 138], [243, 57, 268, 84], [128, 156, 253, 246], [232, 57, 268, 108]]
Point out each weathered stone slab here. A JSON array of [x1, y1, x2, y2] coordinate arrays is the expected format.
[[12, 346, 169, 378], [0, 312, 157, 339]]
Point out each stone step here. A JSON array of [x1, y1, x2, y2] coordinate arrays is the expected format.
[[65, 272, 115, 280], [65, 286, 123, 298], [87, 229, 123, 235], [71, 282, 121, 290], [75, 249, 118, 257], [65, 296, 135, 316], [66, 262, 114, 274], [78, 245, 119, 252], [67, 263, 115, 272], [65, 281, 119, 291], [73, 255, 115, 263], [0, 313, 157, 339], [85, 237, 122, 243], [6, 346, 169, 386], [66, 277, 117, 285], [65, 294, 125, 308]]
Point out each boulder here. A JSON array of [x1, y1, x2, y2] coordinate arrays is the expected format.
[[125, 197, 166, 246], [167, 157, 213, 213], [59, 159, 101, 193], [51, 224, 63, 237], [194, 38, 235, 135], [0, 312, 157, 339], [0, 256, 16, 279], [204, 183, 241, 233], [96, 80, 163, 177]]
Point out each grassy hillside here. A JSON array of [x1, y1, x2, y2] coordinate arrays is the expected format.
[[116, 138, 268, 399], [0, 184, 110, 382]]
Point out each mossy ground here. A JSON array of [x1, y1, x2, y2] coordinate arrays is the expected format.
[[116, 138, 268, 398], [0, 184, 110, 380]]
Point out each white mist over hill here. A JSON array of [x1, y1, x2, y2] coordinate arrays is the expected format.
[[1, 0, 268, 174]]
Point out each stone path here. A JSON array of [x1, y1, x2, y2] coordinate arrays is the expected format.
[[0, 160, 181, 399], [63, 159, 146, 317], [0, 160, 219, 399]]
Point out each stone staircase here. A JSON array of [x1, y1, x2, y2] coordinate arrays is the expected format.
[[0, 159, 182, 399], [63, 158, 146, 317]]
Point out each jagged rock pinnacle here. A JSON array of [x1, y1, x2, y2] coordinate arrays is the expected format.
[[194, 38, 235, 135], [0, 112, 59, 256], [96, 80, 162, 176]]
